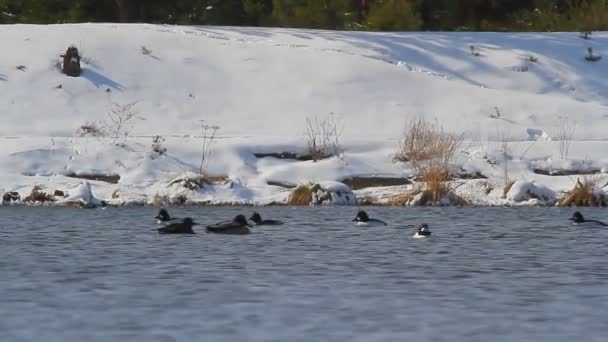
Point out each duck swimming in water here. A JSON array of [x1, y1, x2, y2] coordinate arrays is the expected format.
[[249, 212, 284, 226], [155, 208, 179, 224], [413, 223, 432, 238], [352, 210, 388, 226], [157, 217, 198, 234], [206, 214, 252, 235], [569, 211, 607, 226]]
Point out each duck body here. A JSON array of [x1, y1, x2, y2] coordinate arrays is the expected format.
[[413, 224, 432, 238], [249, 212, 284, 226], [157, 218, 197, 234], [206, 215, 252, 235], [354, 219, 388, 227], [352, 210, 387, 226], [569, 211, 608, 226]]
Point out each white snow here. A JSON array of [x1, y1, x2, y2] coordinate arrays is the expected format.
[[63, 181, 103, 206], [312, 181, 356, 206], [505, 180, 557, 205], [1, 24, 608, 206]]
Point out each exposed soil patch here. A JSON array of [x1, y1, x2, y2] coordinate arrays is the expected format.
[[65, 173, 121, 184], [254, 152, 331, 161], [341, 176, 412, 190], [266, 180, 297, 189], [450, 170, 487, 180], [533, 168, 601, 176]]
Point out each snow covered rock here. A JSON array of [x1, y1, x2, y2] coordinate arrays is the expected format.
[[506, 180, 556, 205], [63, 181, 105, 207], [312, 181, 356, 205], [2, 191, 21, 204], [289, 181, 356, 206]]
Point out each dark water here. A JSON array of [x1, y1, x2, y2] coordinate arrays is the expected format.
[[1, 206, 608, 342]]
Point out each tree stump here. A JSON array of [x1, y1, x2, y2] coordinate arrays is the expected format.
[[61, 46, 81, 77]]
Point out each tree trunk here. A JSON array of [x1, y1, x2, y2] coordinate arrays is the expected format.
[[114, 0, 128, 22], [352, 0, 369, 24]]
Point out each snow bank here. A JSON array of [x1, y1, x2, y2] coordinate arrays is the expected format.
[[63, 181, 104, 207], [1, 24, 608, 206], [506, 180, 557, 205]]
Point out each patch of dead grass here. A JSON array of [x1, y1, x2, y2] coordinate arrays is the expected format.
[[558, 176, 607, 207]]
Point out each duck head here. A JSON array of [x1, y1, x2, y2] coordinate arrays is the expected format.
[[569, 211, 584, 223], [418, 223, 430, 233], [249, 212, 262, 224], [353, 210, 369, 222], [155, 208, 170, 221]]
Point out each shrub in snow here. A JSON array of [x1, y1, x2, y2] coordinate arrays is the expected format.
[[167, 172, 228, 191], [288, 181, 356, 206], [141, 46, 152, 56], [526, 55, 538, 63], [23, 185, 56, 204], [469, 45, 481, 57], [168, 173, 208, 191], [198, 121, 220, 175], [61, 46, 81, 77], [489, 107, 501, 119], [389, 183, 468, 207], [151, 135, 167, 157], [102, 102, 141, 145], [77, 122, 105, 137], [526, 128, 551, 141], [505, 180, 556, 205], [394, 118, 460, 204], [558, 177, 607, 207], [304, 113, 343, 162], [585, 47, 602, 62]]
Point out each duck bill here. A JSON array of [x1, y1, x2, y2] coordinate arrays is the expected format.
[[352, 218, 357, 222]]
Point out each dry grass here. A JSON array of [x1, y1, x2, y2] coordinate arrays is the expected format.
[[304, 114, 343, 162], [394, 119, 460, 166], [392, 118, 462, 206], [23, 185, 56, 203], [558, 176, 607, 207], [420, 167, 450, 203]]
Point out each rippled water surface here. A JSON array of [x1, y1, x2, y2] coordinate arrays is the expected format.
[[1, 206, 608, 341]]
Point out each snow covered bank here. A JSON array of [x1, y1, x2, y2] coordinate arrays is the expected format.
[[1, 24, 608, 206]]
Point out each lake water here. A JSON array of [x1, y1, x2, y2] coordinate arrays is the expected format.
[[1, 206, 607, 342]]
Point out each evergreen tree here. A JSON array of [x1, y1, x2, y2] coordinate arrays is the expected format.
[[366, 0, 420, 31]]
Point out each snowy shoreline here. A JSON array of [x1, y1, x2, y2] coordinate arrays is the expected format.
[[1, 24, 607, 207]]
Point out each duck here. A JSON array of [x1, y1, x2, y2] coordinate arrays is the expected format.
[[569, 211, 607, 226], [352, 210, 388, 226], [413, 223, 432, 238], [157, 217, 198, 234], [249, 212, 284, 226], [206, 214, 252, 235], [155, 208, 179, 224]]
